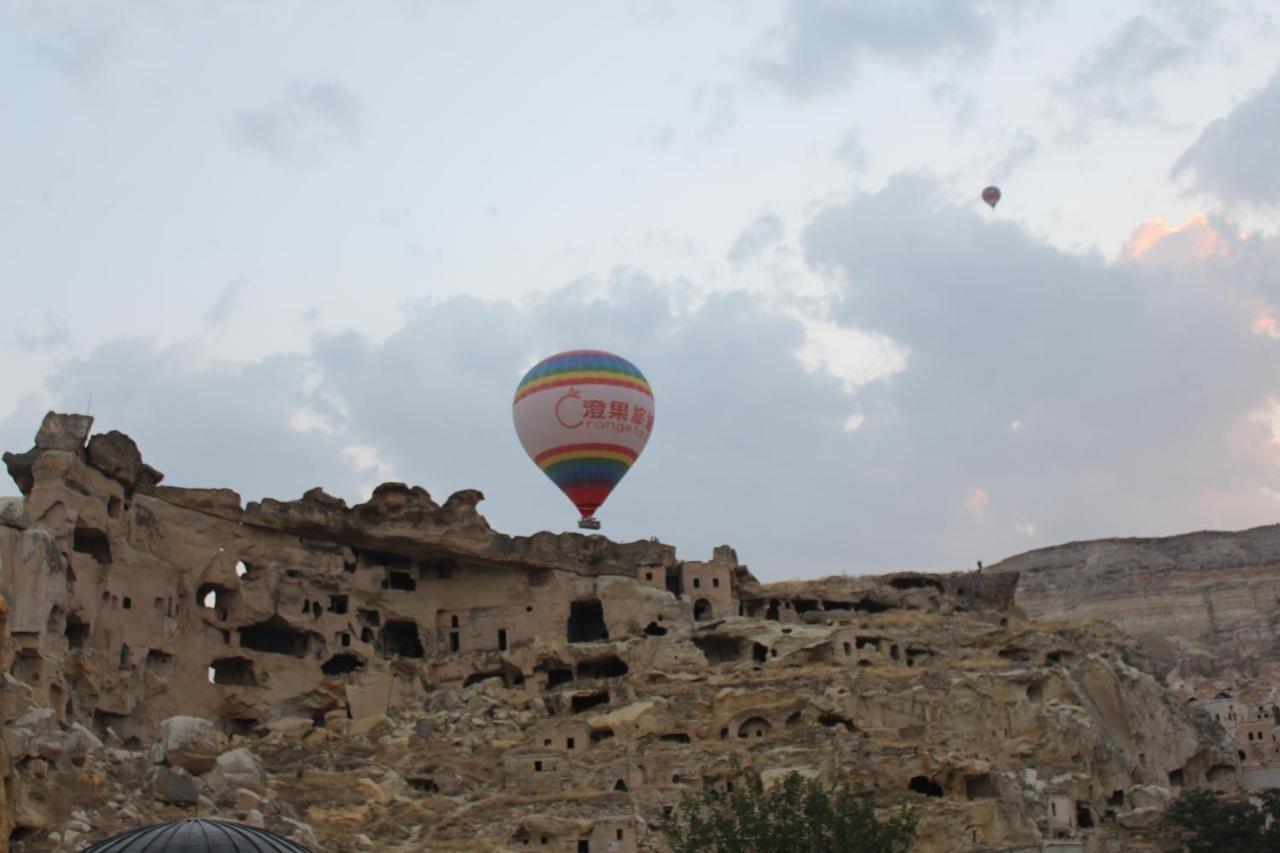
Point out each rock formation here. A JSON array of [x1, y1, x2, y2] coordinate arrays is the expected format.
[[989, 528, 1280, 791], [0, 413, 1254, 851]]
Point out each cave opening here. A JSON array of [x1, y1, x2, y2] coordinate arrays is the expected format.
[[239, 616, 312, 658], [379, 620, 425, 658], [567, 600, 608, 644]]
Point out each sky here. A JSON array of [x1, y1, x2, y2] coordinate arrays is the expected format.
[[2, 0, 1279, 580]]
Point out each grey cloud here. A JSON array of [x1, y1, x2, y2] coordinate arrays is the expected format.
[[231, 82, 363, 163], [204, 280, 245, 326], [993, 131, 1038, 177], [1172, 69, 1280, 208], [728, 212, 784, 266], [12, 188, 1279, 577], [834, 130, 868, 172], [16, 311, 72, 350], [755, 0, 997, 98], [33, 340, 361, 503], [804, 173, 1280, 563], [1054, 11, 1219, 128]]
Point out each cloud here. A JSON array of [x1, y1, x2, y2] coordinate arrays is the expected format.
[[16, 311, 72, 350], [204, 280, 246, 326], [993, 131, 1038, 177], [1054, 8, 1229, 130], [1171, 70, 1280, 208], [834, 130, 868, 172], [728, 211, 784, 266], [754, 0, 998, 98], [803, 172, 1280, 562], [9, 176, 1280, 578], [230, 82, 363, 163]]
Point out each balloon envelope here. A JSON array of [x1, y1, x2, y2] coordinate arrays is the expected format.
[[982, 186, 1001, 208], [512, 350, 654, 522]]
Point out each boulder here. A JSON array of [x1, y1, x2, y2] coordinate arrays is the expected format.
[[215, 748, 265, 787], [151, 767, 199, 805], [34, 412, 94, 452], [153, 716, 223, 774], [85, 431, 145, 489]]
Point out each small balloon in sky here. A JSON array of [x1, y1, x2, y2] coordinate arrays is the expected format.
[[982, 186, 1001, 209], [512, 350, 654, 530]]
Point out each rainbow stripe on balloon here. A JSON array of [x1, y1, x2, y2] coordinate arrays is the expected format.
[[534, 443, 638, 517], [513, 350, 652, 404]]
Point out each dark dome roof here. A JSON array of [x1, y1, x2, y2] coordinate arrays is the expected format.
[[82, 818, 311, 852]]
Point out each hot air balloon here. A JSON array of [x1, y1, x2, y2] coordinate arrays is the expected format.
[[982, 186, 1001, 209], [512, 350, 654, 530]]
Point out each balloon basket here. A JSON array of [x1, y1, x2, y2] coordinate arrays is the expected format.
[[578, 517, 601, 530]]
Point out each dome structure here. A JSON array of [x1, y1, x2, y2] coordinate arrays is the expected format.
[[82, 818, 311, 852]]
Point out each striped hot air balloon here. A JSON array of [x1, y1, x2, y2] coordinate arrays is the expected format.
[[512, 350, 654, 529]]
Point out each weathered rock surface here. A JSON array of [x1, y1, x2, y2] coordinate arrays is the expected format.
[[989, 526, 1280, 695], [0, 414, 1257, 851]]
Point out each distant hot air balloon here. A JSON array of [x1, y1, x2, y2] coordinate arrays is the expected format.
[[982, 186, 1001, 209], [512, 350, 654, 530]]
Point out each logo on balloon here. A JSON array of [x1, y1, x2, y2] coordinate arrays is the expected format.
[[556, 389, 584, 429]]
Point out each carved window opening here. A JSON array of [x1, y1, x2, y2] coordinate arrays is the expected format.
[[386, 571, 416, 591], [614, 779, 628, 791], [660, 733, 691, 743], [119, 644, 131, 668], [566, 737, 575, 750], [358, 609, 381, 627], [737, 717, 771, 739], [567, 600, 607, 644], [545, 668, 573, 689], [571, 690, 609, 713], [964, 774, 996, 799], [909, 776, 943, 797], [753, 643, 768, 663], [210, 656, 256, 686], [380, 620, 424, 658], [576, 657, 628, 679], [693, 598, 712, 621], [236, 560, 249, 578], [73, 526, 113, 564], [765, 600, 780, 621], [122, 597, 132, 610], [321, 653, 364, 676], [146, 650, 173, 671], [329, 595, 348, 614], [644, 621, 667, 636], [692, 636, 740, 664], [239, 617, 312, 658], [197, 584, 234, 622], [498, 629, 508, 652], [692, 577, 701, 589], [65, 614, 90, 649], [450, 633, 460, 653], [1075, 804, 1094, 828]]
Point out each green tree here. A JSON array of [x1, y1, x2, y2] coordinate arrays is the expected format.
[[1163, 787, 1280, 853], [659, 769, 917, 853]]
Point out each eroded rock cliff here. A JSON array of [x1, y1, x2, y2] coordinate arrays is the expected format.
[[0, 413, 1249, 851]]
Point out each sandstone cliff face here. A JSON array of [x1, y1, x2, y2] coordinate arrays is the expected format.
[[989, 527, 1280, 698], [0, 414, 1246, 851]]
